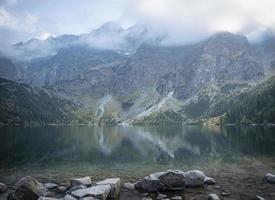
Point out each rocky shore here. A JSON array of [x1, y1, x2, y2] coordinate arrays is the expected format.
[[1, 169, 275, 200]]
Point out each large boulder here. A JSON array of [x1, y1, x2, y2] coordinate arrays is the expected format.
[[184, 170, 206, 187], [16, 176, 49, 196], [135, 174, 164, 192], [8, 176, 48, 200], [96, 178, 120, 198], [135, 170, 185, 192], [70, 177, 92, 187], [157, 170, 185, 189], [71, 185, 111, 200]]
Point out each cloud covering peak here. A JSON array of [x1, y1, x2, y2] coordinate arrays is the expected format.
[[0, 0, 275, 48]]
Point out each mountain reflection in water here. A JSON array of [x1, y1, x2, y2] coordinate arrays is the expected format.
[[0, 125, 275, 167]]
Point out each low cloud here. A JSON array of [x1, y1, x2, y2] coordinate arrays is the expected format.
[[1, 0, 275, 58], [125, 0, 275, 44], [0, 7, 38, 33]]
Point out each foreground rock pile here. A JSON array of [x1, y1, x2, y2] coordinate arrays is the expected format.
[[6, 176, 120, 200], [1, 170, 274, 200], [134, 170, 213, 192]]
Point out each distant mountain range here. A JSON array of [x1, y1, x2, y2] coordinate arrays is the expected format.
[[1, 22, 275, 126]]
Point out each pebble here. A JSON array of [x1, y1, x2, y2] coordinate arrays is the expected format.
[[66, 185, 87, 194], [171, 196, 182, 200], [79, 197, 98, 200], [208, 193, 220, 200], [44, 183, 58, 189], [265, 173, 275, 184], [70, 177, 92, 187], [204, 177, 216, 185], [141, 193, 149, 196], [57, 186, 67, 193], [142, 198, 153, 200], [221, 191, 231, 196], [256, 195, 265, 200], [157, 193, 168, 199], [0, 183, 7, 193], [64, 194, 77, 200], [124, 182, 135, 190]]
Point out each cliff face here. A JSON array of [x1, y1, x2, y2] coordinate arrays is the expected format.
[[1, 29, 275, 125]]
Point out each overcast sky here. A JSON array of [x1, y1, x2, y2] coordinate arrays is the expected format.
[[0, 0, 275, 47]]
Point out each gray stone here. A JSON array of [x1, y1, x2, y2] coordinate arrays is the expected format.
[[256, 195, 265, 200], [38, 198, 61, 200], [96, 178, 120, 198], [15, 176, 48, 197], [208, 193, 220, 200], [204, 177, 216, 185], [157, 193, 167, 199], [184, 170, 206, 187], [7, 187, 37, 200], [71, 185, 112, 200], [66, 185, 87, 194], [44, 183, 58, 189], [0, 182, 7, 193], [64, 194, 77, 200], [135, 170, 185, 192], [265, 173, 275, 184], [135, 175, 164, 192], [213, 185, 221, 189], [171, 196, 182, 200], [142, 198, 153, 200], [157, 170, 185, 188], [8, 176, 49, 200], [70, 177, 92, 187], [80, 197, 99, 200], [221, 191, 230, 196], [57, 186, 67, 193], [123, 182, 135, 190]]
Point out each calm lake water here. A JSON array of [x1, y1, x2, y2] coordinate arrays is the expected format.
[[1, 125, 275, 171]]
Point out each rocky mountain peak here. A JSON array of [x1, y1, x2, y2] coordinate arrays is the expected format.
[[95, 22, 124, 34], [203, 31, 250, 56]]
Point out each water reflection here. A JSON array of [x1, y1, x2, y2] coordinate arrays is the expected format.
[[0, 125, 275, 167]]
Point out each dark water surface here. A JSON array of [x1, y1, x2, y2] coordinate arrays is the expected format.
[[1, 125, 275, 170]]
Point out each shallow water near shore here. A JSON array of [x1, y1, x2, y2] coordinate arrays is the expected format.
[[1, 125, 275, 167], [1, 125, 275, 199], [1, 125, 275, 171]]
